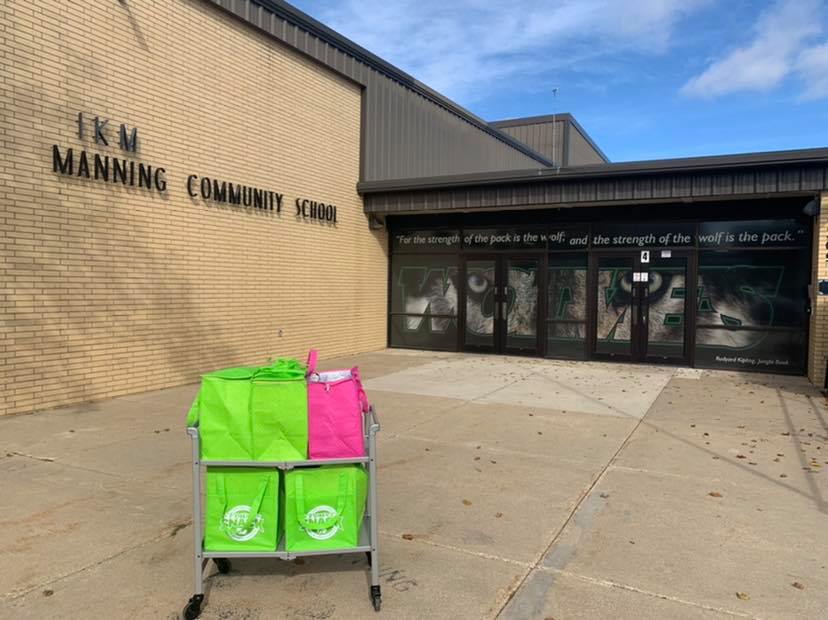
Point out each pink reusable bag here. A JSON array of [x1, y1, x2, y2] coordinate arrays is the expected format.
[[306, 350, 369, 459]]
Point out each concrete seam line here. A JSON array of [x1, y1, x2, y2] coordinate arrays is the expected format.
[[493, 369, 679, 619], [468, 373, 533, 405], [378, 531, 530, 567], [398, 433, 594, 466], [541, 568, 758, 619], [1, 520, 192, 602]]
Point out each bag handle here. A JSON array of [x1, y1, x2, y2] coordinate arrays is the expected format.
[[351, 367, 370, 413], [219, 475, 269, 531], [244, 479, 269, 530], [306, 349, 319, 376], [254, 358, 305, 381], [295, 473, 349, 531]]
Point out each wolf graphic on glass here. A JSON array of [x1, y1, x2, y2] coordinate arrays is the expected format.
[[595, 264, 686, 356], [596, 261, 798, 356], [464, 262, 537, 346], [395, 261, 537, 344]]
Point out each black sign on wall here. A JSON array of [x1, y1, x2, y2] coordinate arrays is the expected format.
[[548, 225, 590, 250], [698, 219, 808, 248], [592, 223, 695, 248], [392, 230, 461, 251], [463, 228, 547, 250]]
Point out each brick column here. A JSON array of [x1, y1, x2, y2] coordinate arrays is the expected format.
[[808, 192, 828, 385]]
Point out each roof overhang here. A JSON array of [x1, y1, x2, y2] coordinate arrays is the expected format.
[[360, 147, 828, 214]]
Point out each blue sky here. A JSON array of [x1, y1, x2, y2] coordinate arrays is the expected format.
[[289, 0, 828, 163]]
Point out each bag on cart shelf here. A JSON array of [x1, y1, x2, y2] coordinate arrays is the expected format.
[[204, 467, 280, 552], [306, 350, 369, 459], [282, 465, 368, 552], [187, 359, 308, 461]]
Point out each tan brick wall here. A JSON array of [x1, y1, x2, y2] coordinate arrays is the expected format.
[[808, 193, 828, 385], [0, 1, 388, 416]]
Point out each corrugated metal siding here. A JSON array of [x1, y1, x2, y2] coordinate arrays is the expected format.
[[363, 165, 828, 213], [206, 0, 549, 181], [494, 120, 566, 165], [569, 126, 607, 166]]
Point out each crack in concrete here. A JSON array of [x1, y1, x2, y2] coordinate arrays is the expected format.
[[8, 451, 56, 463], [541, 567, 758, 619], [378, 530, 531, 567]]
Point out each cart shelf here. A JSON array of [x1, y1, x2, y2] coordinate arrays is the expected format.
[[202, 516, 373, 559], [200, 455, 371, 468]]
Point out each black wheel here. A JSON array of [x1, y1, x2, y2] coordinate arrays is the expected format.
[[371, 585, 381, 612], [215, 558, 231, 574], [183, 594, 203, 620]]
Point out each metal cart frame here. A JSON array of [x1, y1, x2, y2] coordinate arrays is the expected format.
[[183, 407, 382, 619]]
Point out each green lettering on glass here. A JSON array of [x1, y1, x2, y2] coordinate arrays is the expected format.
[[663, 314, 683, 326], [720, 314, 742, 326], [555, 286, 573, 319]]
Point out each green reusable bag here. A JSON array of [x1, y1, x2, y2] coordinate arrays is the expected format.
[[189, 359, 308, 461], [204, 467, 279, 552], [282, 465, 368, 552]]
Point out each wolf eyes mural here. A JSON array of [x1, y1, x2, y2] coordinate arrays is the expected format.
[[595, 266, 686, 351], [464, 266, 538, 341], [393, 263, 539, 341]]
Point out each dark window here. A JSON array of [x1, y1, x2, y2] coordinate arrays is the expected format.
[[695, 250, 808, 373], [547, 253, 588, 359], [390, 254, 458, 350]]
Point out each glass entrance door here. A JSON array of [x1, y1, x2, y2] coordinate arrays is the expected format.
[[592, 252, 690, 364], [594, 255, 637, 359], [462, 255, 540, 355], [644, 254, 689, 363]]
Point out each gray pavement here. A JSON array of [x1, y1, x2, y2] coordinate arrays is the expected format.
[[1, 350, 826, 619]]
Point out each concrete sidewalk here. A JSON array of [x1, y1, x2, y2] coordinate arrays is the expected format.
[[1, 351, 826, 619]]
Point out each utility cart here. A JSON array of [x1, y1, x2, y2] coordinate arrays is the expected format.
[[182, 407, 382, 619]]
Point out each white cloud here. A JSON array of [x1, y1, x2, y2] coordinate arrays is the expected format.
[[310, 0, 711, 103], [797, 42, 828, 99], [681, 0, 824, 98]]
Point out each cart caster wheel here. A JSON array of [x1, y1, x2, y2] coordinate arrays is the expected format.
[[183, 594, 203, 620], [371, 585, 382, 612], [215, 558, 232, 574]]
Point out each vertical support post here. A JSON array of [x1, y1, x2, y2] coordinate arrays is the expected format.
[[188, 427, 204, 596], [367, 408, 380, 587]]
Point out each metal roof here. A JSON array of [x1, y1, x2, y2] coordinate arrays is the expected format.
[[205, 0, 555, 180], [359, 147, 828, 213], [490, 113, 610, 165]]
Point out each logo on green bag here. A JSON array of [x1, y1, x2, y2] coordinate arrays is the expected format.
[[304, 505, 340, 540], [222, 505, 264, 542]]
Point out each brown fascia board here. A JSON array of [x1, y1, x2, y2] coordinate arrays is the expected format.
[[490, 112, 576, 128], [356, 146, 828, 193]]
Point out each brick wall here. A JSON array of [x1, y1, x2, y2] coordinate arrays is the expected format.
[[0, 1, 388, 416], [808, 193, 828, 385]]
